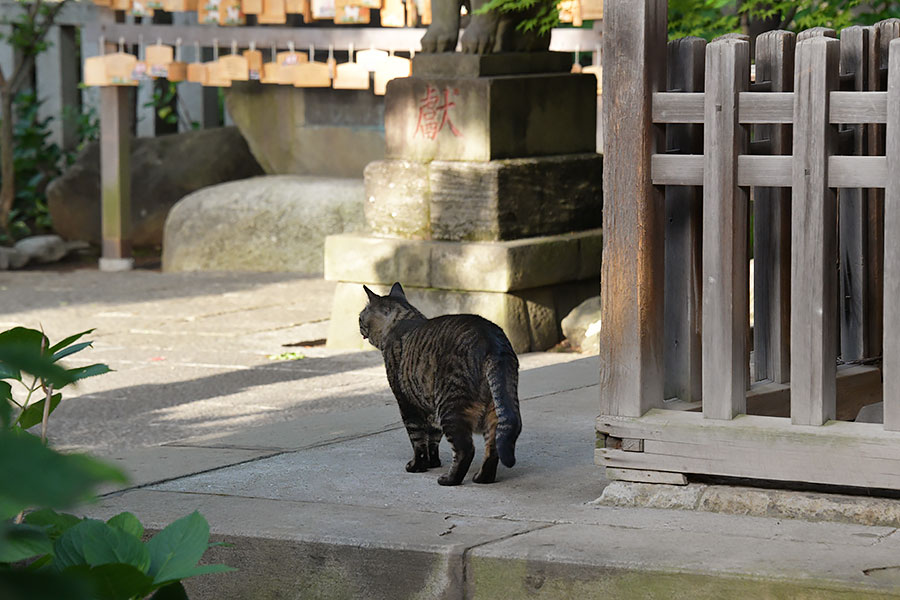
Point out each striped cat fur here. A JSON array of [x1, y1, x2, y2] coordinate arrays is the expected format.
[[359, 282, 521, 486]]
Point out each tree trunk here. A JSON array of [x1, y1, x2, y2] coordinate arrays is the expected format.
[[0, 86, 14, 236]]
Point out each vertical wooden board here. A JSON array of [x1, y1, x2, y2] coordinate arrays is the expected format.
[[796, 27, 836, 42], [100, 86, 133, 261], [663, 36, 706, 403], [599, 0, 668, 417], [790, 36, 839, 426], [702, 37, 750, 420], [837, 26, 870, 362], [752, 30, 794, 385], [883, 38, 900, 431]]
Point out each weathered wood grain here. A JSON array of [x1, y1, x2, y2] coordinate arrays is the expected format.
[[605, 467, 688, 485], [100, 86, 133, 262], [883, 37, 900, 431], [663, 36, 706, 404], [752, 30, 794, 385], [702, 37, 750, 419], [790, 36, 840, 426], [599, 0, 668, 417]]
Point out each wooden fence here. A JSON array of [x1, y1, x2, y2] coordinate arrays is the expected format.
[[597, 0, 900, 491]]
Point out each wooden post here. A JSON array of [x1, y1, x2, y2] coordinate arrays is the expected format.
[[663, 36, 705, 403], [883, 37, 900, 431], [99, 86, 134, 272], [702, 36, 750, 420], [790, 36, 840, 426], [753, 30, 795, 384], [838, 26, 870, 362], [599, 0, 667, 417]]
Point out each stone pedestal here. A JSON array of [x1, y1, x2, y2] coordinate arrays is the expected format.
[[325, 52, 603, 353]]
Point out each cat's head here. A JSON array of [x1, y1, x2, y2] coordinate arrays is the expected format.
[[359, 282, 424, 349]]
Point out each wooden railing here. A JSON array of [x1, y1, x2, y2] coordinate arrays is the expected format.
[[598, 0, 900, 491]]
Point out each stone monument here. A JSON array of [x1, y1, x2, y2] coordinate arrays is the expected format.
[[324, 17, 602, 352]]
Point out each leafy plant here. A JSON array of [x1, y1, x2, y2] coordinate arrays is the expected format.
[[0, 327, 235, 599], [477, 0, 559, 36]]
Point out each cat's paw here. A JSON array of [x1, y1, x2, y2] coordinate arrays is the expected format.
[[406, 459, 429, 473], [428, 456, 442, 468], [472, 469, 496, 484], [437, 473, 463, 486]]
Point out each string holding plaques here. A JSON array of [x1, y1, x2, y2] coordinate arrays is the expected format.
[[373, 51, 410, 95], [571, 45, 582, 73], [261, 43, 289, 84], [333, 43, 369, 90], [293, 44, 331, 88], [187, 41, 208, 84], [244, 41, 263, 80], [83, 36, 110, 86], [105, 38, 139, 86], [204, 39, 232, 87]]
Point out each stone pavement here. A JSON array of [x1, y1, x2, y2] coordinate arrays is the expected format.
[[5, 268, 900, 598]]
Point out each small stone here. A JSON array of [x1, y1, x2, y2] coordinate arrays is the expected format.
[[14, 235, 67, 264], [0, 246, 28, 269], [561, 296, 601, 353]]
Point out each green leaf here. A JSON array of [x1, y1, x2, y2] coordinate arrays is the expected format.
[[63, 563, 155, 600], [25, 509, 83, 539], [0, 382, 11, 427], [147, 511, 215, 584], [0, 362, 17, 380], [0, 430, 127, 518], [54, 519, 151, 573], [107, 512, 144, 539], [0, 523, 53, 562], [0, 328, 74, 388], [16, 393, 61, 430], [150, 581, 190, 600], [66, 363, 112, 383], [51, 341, 93, 362], [47, 330, 95, 357], [0, 569, 94, 600]]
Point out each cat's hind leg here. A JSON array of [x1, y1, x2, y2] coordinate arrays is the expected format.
[[473, 409, 499, 484], [437, 412, 475, 486], [401, 406, 436, 473], [427, 423, 443, 468]]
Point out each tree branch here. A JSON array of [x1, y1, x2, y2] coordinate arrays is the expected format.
[[8, 0, 70, 95]]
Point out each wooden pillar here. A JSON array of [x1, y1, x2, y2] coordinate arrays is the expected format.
[[838, 26, 871, 362], [663, 36, 705, 403], [790, 36, 840, 426], [753, 30, 794, 384], [883, 37, 900, 431], [598, 0, 667, 417], [99, 85, 134, 272], [702, 36, 750, 420]]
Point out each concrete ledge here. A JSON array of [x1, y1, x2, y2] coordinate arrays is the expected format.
[[323, 229, 602, 293]]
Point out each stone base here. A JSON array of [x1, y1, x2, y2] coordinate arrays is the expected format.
[[364, 154, 603, 240], [326, 279, 598, 354], [411, 52, 572, 78], [323, 230, 601, 352]]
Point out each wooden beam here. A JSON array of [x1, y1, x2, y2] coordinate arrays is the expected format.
[[790, 36, 840, 426], [99, 86, 134, 272], [597, 409, 900, 491], [599, 0, 668, 418], [663, 36, 705, 404], [883, 37, 900, 431], [701, 36, 750, 419]]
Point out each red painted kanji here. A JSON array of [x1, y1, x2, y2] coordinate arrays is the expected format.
[[414, 85, 462, 140]]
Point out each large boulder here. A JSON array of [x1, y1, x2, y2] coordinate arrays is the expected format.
[[47, 127, 264, 248], [224, 83, 385, 178], [162, 175, 366, 273], [561, 296, 601, 353]]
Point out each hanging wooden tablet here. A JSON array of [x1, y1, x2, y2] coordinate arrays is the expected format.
[[348, 0, 380, 8], [242, 0, 263, 12], [257, 0, 287, 22], [418, 0, 430, 24], [244, 45, 263, 80], [205, 62, 232, 87], [357, 47, 388, 72], [404, 0, 416, 27], [111, 0, 131, 10], [333, 44, 369, 90], [311, 0, 335, 19], [164, 0, 198, 9], [104, 53, 139, 86], [380, 0, 404, 27], [373, 53, 410, 95], [334, 0, 369, 23], [293, 46, 331, 87], [219, 0, 246, 24], [83, 56, 109, 86], [146, 40, 174, 78], [130, 0, 153, 16], [580, 0, 601, 20], [198, 0, 222, 23], [166, 39, 187, 82], [285, 0, 304, 12], [219, 42, 250, 80]]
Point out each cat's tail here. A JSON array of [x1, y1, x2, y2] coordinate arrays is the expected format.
[[486, 348, 521, 469]]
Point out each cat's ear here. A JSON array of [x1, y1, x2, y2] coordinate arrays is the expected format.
[[363, 285, 378, 302], [389, 282, 406, 299]]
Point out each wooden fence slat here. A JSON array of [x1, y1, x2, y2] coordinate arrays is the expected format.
[[652, 92, 704, 123], [702, 37, 750, 419], [752, 30, 794, 385], [791, 36, 840, 426], [883, 37, 900, 431], [830, 91, 887, 123], [664, 36, 706, 403], [838, 26, 871, 361], [99, 86, 134, 272], [599, 0, 668, 417], [796, 27, 837, 42], [738, 91, 793, 123]]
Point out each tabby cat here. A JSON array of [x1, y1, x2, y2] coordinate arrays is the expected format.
[[359, 283, 521, 486]]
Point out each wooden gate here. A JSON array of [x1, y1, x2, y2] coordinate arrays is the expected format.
[[597, 0, 900, 491]]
